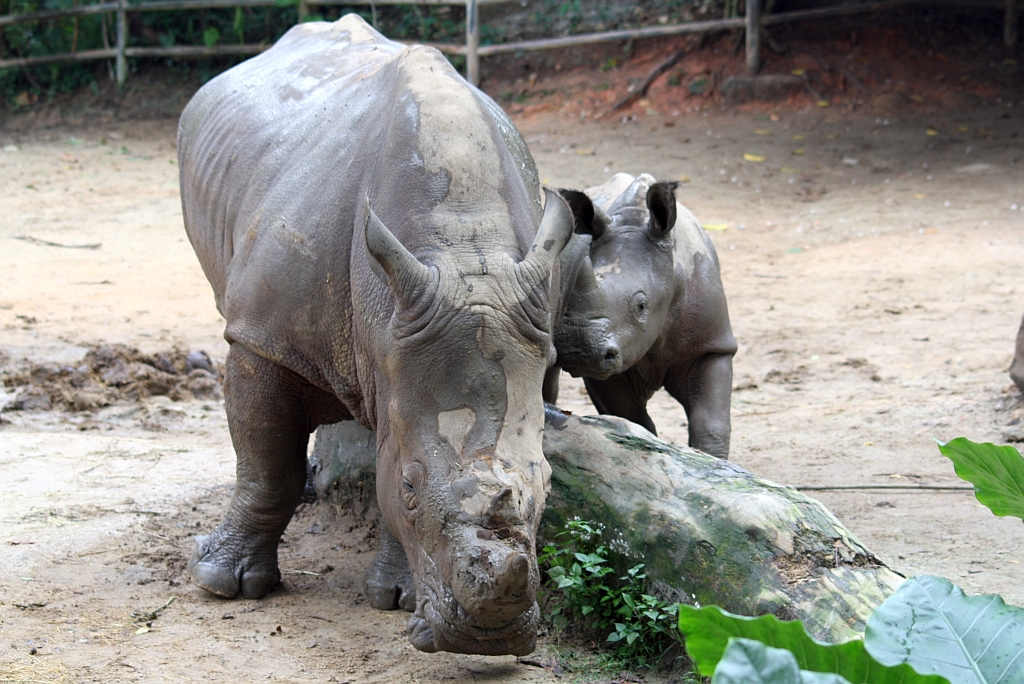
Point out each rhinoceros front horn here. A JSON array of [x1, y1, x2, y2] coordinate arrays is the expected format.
[[516, 187, 575, 290], [364, 197, 434, 310]]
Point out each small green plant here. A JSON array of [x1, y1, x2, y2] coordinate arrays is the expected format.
[[539, 518, 683, 670]]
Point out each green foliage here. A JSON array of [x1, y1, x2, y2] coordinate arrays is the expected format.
[[688, 76, 709, 94], [866, 575, 1024, 684], [938, 437, 1024, 521], [1, 0, 106, 104], [539, 519, 682, 670], [677, 603, 949, 683], [202, 27, 220, 48], [700, 437, 1024, 684], [712, 639, 854, 684], [0, 1, 467, 106]]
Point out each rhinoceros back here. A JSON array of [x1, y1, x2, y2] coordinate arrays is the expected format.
[[178, 16, 401, 311], [178, 15, 539, 403]]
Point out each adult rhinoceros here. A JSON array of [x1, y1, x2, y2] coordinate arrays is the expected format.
[[177, 14, 578, 656]]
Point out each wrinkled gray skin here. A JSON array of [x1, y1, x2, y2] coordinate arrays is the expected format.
[[1011, 312, 1024, 393], [177, 15, 580, 656], [547, 173, 738, 459]]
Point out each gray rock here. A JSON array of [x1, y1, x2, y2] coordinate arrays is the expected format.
[[721, 74, 805, 105]]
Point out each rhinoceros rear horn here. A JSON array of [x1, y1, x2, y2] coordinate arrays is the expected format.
[[646, 181, 679, 239], [364, 197, 434, 309], [517, 188, 574, 289]]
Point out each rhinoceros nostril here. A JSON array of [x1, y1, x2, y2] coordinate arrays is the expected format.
[[603, 347, 621, 366]]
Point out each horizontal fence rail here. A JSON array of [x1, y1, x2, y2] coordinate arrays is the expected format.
[[0, 0, 1019, 87]]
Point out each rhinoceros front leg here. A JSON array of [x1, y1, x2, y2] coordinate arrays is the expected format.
[[583, 373, 657, 436], [365, 522, 417, 611], [542, 366, 561, 405], [189, 344, 313, 599], [665, 353, 733, 459]]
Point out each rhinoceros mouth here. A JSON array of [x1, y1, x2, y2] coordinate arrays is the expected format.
[[406, 577, 539, 656], [559, 357, 619, 381]]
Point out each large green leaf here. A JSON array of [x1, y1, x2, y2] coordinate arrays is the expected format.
[[713, 639, 855, 684], [865, 575, 1024, 684], [678, 603, 949, 683], [938, 438, 1024, 521]]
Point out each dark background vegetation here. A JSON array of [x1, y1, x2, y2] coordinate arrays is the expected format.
[[0, 0, 715, 107], [4, 0, 1011, 111]]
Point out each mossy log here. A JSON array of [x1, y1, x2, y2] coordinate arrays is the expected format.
[[310, 408, 905, 644], [539, 407, 903, 642]]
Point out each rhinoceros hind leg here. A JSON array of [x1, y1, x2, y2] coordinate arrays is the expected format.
[[365, 523, 416, 611], [190, 344, 318, 600], [1011, 312, 1024, 393]]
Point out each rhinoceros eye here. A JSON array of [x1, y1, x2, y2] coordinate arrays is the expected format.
[[401, 463, 423, 511], [632, 292, 649, 324]]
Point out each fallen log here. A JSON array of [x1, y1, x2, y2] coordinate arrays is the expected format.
[[310, 407, 904, 643]]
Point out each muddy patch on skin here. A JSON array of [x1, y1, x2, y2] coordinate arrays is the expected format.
[[0, 344, 222, 414]]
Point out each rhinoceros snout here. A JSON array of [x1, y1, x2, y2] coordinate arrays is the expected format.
[[451, 537, 537, 626], [601, 345, 623, 372]]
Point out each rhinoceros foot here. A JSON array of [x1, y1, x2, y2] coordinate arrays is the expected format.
[[189, 531, 281, 599], [364, 525, 416, 611]]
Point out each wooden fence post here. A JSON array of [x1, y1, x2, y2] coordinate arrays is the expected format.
[[298, 0, 309, 23], [1007, 0, 1019, 49], [115, 0, 127, 87], [466, 0, 479, 85], [746, 0, 761, 73]]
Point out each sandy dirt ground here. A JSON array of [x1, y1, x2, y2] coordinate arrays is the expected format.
[[3, 33, 1024, 682]]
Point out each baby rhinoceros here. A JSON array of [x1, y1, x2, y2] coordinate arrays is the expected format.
[[548, 173, 737, 459]]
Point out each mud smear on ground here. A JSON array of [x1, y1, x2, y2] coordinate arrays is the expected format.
[[1, 344, 222, 414]]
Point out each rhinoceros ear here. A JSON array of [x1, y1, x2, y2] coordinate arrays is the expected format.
[[557, 189, 594, 235], [517, 187, 575, 289], [646, 181, 679, 240], [364, 196, 434, 310], [558, 187, 611, 241]]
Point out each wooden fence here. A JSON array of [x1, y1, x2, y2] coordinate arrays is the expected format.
[[0, 0, 1018, 87]]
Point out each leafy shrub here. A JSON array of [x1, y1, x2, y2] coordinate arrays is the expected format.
[[678, 435, 1024, 684], [678, 600, 948, 684], [538, 518, 683, 670], [680, 574, 1024, 684]]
